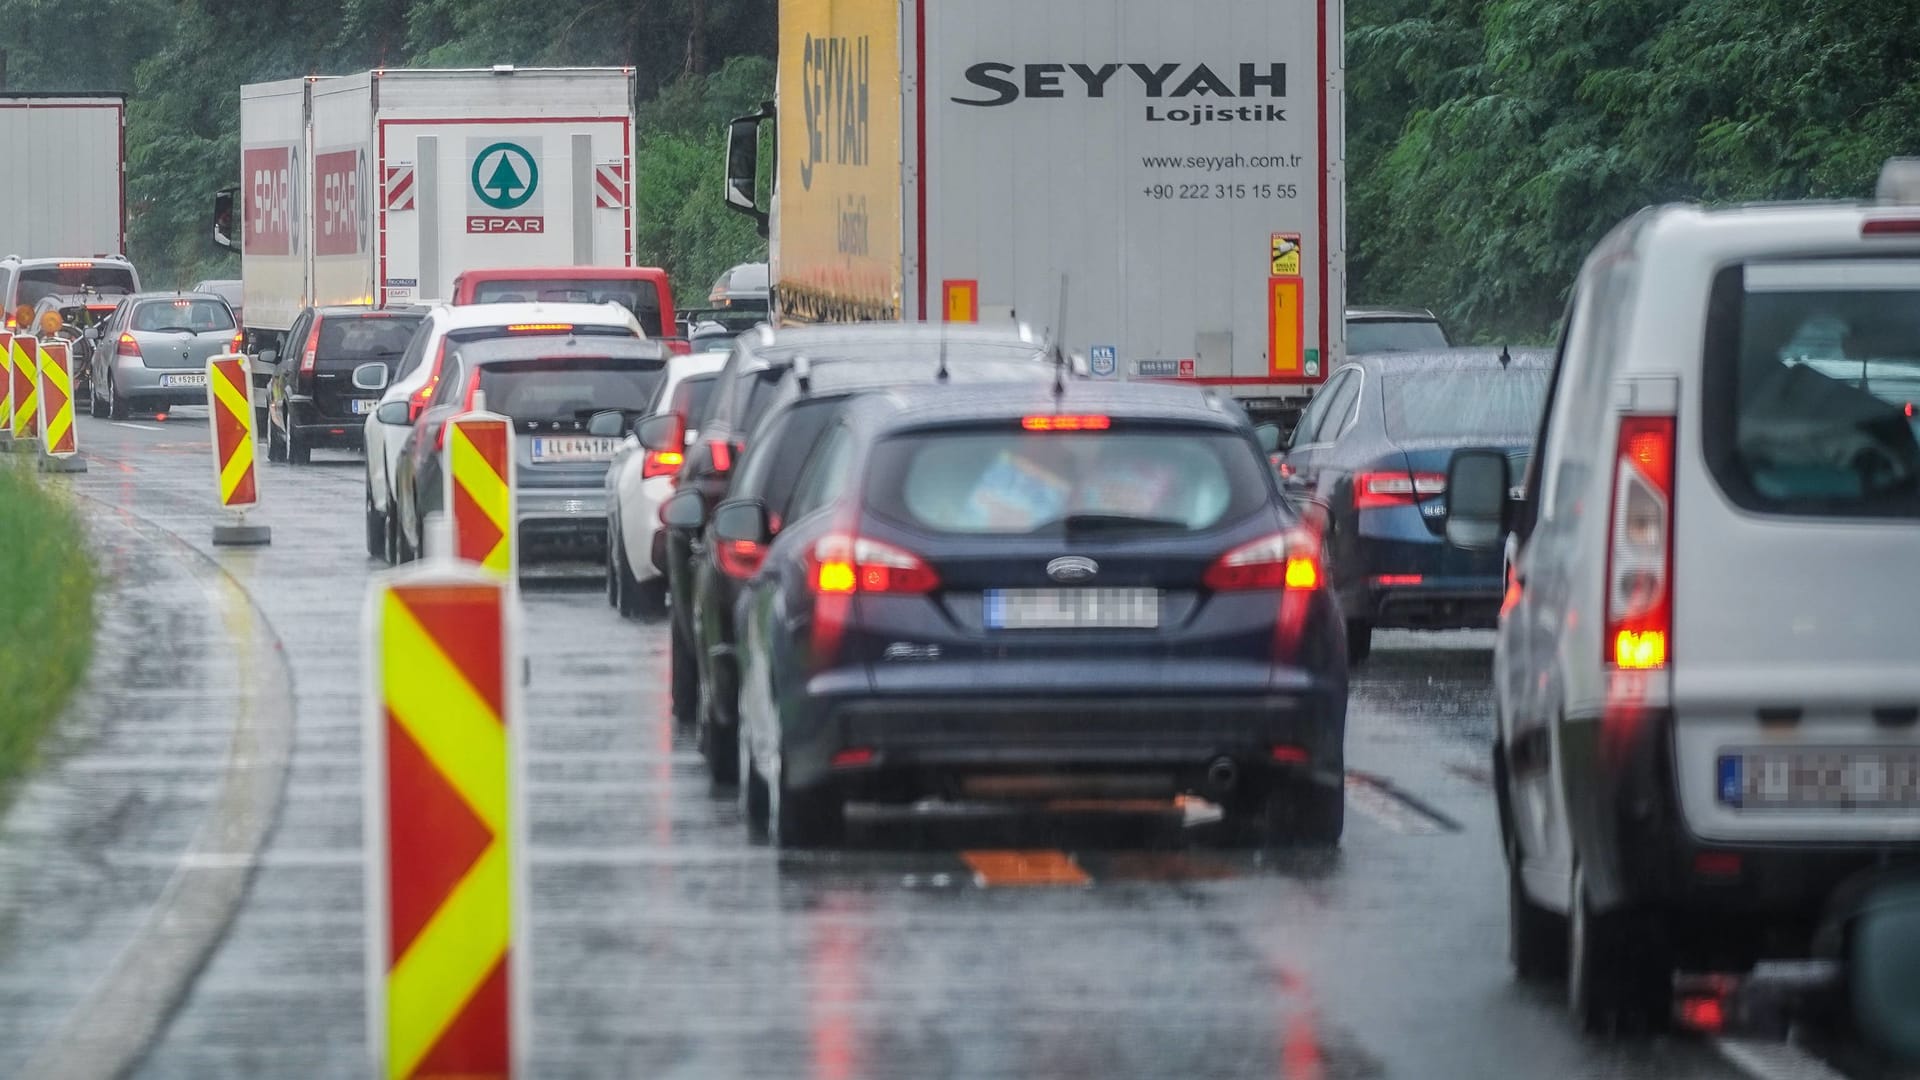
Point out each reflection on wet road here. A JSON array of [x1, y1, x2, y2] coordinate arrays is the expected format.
[[0, 410, 1756, 1079]]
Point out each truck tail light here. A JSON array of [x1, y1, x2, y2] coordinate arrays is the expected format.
[[1355, 471, 1446, 509], [810, 534, 939, 595], [298, 320, 320, 374], [1204, 529, 1321, 591], [642, 449, 684, 479], [117, 332, 142, 358], [1606, 415, 1675, 670]]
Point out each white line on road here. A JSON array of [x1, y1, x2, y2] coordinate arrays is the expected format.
[[110, 422, 162, 431], [1716, 1038, 1854, 1080]]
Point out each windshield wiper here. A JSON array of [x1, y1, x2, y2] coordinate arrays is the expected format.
[[1053, 512, 1190, 533]]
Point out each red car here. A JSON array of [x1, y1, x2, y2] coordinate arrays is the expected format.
[[449, 267, 688, 353]]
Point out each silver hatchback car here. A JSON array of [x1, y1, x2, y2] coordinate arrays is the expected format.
[[88, 292, 242, 419]]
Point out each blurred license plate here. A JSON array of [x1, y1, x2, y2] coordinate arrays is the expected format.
[[163, 372, 207, 388], [984, 588, 1159, 630], [350, 398, 374, 415], [530, 436, 620, 463], [1718, 749, 1920, 809]]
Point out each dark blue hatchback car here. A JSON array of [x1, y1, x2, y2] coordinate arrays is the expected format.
[[708, 380, 1349, 848], [1275, 348, 1550, 661]]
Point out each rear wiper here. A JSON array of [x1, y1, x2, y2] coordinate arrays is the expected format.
[[1053, 513, 1189, 533]]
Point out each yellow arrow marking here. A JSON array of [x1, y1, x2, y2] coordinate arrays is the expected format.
[[450, 422, 512, 573], [379, 589, 511, 1076]]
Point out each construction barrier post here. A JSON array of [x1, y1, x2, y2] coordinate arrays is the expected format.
[[363, 557, 525, 1080], [443, 392, 516, 579], [0, 329, 12, 451], [10, 334, 38, 452], [205, 352, 269, 546], [36, 341, 86, 474]]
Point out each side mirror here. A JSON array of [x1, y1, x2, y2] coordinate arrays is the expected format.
[[661, 488, 708, 531], [352, 362, 390, 391], [375, 400, 412, 426], [635, 412, 685, 452], [587, 409, 625, 437], [1443, 448, 1511, 550], [1254, 423, 1282, 455], [723, 104, 772, 238], [711, 499, 771, 546]]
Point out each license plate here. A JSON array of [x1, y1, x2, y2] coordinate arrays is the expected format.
[[529, 436, 621, 463], [1718, 749, 1920, 810], [350, 398, 375, 415], [984, 588, 1160, 630], [163, 372, 208, 388]]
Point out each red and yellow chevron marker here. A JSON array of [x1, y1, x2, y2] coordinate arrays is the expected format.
[[205, 353, 258, 508], [0, 330, 12, 446], [11, 334, 38, 441], [443, 410, 516, 578], [364, 563, 524, 1079], [37, 341, 77, 457]]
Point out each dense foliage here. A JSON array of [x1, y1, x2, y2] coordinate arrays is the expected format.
[[2, 0, 1917, 338]]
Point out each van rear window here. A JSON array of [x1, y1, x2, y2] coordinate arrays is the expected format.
[[1703, 260, 1920, 517]]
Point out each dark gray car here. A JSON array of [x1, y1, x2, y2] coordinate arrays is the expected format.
[[88, 292, 242, 419]]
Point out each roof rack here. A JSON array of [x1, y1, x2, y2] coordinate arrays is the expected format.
[[792, 354, 812, 394]]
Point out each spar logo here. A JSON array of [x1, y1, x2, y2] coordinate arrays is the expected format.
[[315, 146, 369, 257], [243, 144, 300, 256], [467, 138, 543, 234]]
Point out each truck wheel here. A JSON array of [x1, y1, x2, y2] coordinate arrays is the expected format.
[[1568, 866, 1669, 1035]]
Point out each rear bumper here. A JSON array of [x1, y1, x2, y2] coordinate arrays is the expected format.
[[1358, 582, 1501, 630], [286, 397, 373, 445], [1346, 531, 1501, 629], [782, 670, 1346, 795], [1560, 707, 1920, 921], [108, 360, 210, 407], [517, 486, 607, 561]]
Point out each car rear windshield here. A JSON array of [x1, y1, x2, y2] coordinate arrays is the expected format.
[[668, 373, 718, 424], [1348, 319, 1450, 354], [130, 298, 234, 333], [1382, 368, 1548, 441], [1702, 259, 1920, 517], [475, 356, 666, 425], [866, 425, 1272, 537], [18, 265, 136, 307], [469, 279, 664, 336], [317, 314, 422, 367]]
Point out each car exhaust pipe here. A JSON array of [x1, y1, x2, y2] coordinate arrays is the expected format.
[[1203, 756, 1239, 800]]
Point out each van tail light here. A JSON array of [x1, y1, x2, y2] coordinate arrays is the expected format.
[[1355, 470, 1446, 509], [1606, 414, 1675, 670], [708, 438, 733, 474], [810, 534, 939, 595], [298, 320, 320, 374], [642, 449, 684, 479], [715, 537, 766, 580], [117, 332, 142, 358], [1204, 528, 1321, 591]]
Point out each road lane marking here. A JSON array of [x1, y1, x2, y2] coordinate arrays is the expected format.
[[1716, 1038, 1854, 1080], [961, 849, 1092, 887], [1344, 771, 1463, 834], [111, 422, 161, 431]]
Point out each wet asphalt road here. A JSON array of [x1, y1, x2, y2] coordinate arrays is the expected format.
[[0, 406, 1772, 1078]]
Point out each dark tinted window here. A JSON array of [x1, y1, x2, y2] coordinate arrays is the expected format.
[[868, 426, 1271, 537], [17, 264, 136, 308], [475, 357, 666, 425], [1348, 318, 1450, 354], [1382, 369, 1548, 441], [732, 398, 850, 525], [131, 298, 234, 332], [317, 314, 423, 368], [669, 373, 719, 426], [1702, 260, 1920, 517], [1309, 370, 1362, 443], [470, 279, 663, 336]]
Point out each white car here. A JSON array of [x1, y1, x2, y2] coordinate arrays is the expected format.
[[604, 350, 727, 615], [361, 301, 643, 563], [1448, 158, 1920, 1033]]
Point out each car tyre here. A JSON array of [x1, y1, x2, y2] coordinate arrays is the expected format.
[[1568, 865, 1668, 1035], [383, 492, 401, 565], [740, 722, 769, 833], [267, 420, 287, 462], [1496, 748, 1568, 980], [1275, 781, 1344, 846], [769, 756, 844, 849], [88, 374, 105, 417], [634, 578, 668, 619], [287, 422, 310, 465], [698, 681, 740, 785], [670, 620, 698, 724], [1346, 619, 1373, 664], [107, 373, 129, 420], [365, 488, 387, 560], [611, 529, 645, 619]]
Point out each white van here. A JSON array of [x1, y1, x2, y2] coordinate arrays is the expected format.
[[1447, 161, 1920, 1033]]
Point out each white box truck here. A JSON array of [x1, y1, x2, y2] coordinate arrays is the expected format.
[[723, 0, 1342, 423], [0, 93, 127, 259], [223, 67, 638, 364]]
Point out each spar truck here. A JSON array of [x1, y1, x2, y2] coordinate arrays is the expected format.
[[219, 67, 638, 392], [722, 0, 1342, 425], [0, 94, 127, 261]]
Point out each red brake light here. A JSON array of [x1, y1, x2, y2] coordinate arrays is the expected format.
[[116, 332, 141, 358], [709, 438, 733, 474], [1606, 415, 1675, 670], [810, 534, 939, 595], [407, 376, 436, 424], [830, 747, 877, 769], [1374, 574, 1423, 587], [1203, 529, 1321, 591], [506, 323, 573, 333], [1355, 471, 1446, 509], [299, 320, 320, 374], [715, 538, 766, 580], [1862, 217, 1920, 236], [1021, 414, 1111, 432], [642, 449, 684, 479], [231, 331, 245, 352]]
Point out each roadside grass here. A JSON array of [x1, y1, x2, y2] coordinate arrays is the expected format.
[[0, 460, 96, 801]]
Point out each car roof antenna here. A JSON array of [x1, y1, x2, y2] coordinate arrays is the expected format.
[[1499, 344, 1511, 368], [1046, 273, 1069, 400], [936, 326, 950, 382]]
